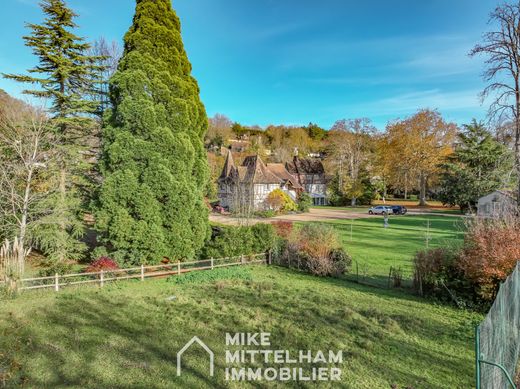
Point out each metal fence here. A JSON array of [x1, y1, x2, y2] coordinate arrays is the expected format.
[[344, 259, 415, 290], [476, 261, 520, 388], [1, 253, 268, 293]]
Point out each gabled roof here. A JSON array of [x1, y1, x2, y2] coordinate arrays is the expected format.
[[286, 156, 325, 175], [218, 152, 302, 189], [219, 149, 236, 180]]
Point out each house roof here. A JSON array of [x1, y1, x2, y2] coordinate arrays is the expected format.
[[479, 190, 518, 202], [219, 149, 236, 180], [219, 151, 302, 189], [286, 156, 325, 175]]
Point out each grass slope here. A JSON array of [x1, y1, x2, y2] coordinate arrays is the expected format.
[[0, 266, 480, 388]]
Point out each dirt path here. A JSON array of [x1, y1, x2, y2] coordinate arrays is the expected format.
[[209, 207, 465, 226], [209, 207, 372, 225]]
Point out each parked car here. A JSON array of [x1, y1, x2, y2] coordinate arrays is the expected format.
[[390, 205, 408, 215], [368, 206, 392, 215]]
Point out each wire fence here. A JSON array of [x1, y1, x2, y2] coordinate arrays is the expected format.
[[2, 253, 268, 293], [344, 259, 415, 290], [476, 261, 520, 389]]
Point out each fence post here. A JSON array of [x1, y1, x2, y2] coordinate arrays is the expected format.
[[140, 264, 144, 281], [54, 273, 59, 292], [475, 325, 480, 389], [241, 254, 245, 265], [177, 261, 181, 275], [100, 270, 104, 288], [268, 250, 272, 265], [211, 257, 214, 270]]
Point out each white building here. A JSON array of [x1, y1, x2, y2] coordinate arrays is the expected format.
[[477, 190, 517, 217], [217, 151, 302, 211]]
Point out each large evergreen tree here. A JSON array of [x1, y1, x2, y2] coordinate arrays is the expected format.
[[439, 120, 513, 213], [94, 0, 209, 264], [3, 0, 102, 262]]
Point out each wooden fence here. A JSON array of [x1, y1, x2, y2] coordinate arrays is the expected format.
[[5, 253, 269, 292]]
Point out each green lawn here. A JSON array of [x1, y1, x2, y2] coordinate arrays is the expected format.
[[321, 215, 465, 286], [0, 266, 480, 388]]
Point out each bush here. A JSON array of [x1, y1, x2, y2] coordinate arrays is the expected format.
[[413, 248, 453, 294], [458, 215, 520, 301], [200, 224, 276, 259], [85, 257, 119, 273], [329, 248, 352, 276], [37, 260, 74, 277], [272, 221, 293, 239], [297, 192, 312, 212], [274, 223, 351, 277], [264, 189, 297, 214], [411, 215, 520, 308], [256, 210, 277, 218]]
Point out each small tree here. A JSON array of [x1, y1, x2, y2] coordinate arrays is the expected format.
[[297, 192, 312, 212], [0, 99, 61, 266]]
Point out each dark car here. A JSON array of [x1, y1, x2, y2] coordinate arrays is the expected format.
[[390, 205, 407, 215]]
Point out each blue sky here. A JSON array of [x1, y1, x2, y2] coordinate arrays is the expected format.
[[1, 0, 501, 130]]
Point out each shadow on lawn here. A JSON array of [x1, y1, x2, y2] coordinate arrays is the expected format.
[[1, 267, 475, 388], [2, 293, 227, 389]]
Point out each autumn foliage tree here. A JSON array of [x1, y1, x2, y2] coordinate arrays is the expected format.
[[384, 110, 456, 205]]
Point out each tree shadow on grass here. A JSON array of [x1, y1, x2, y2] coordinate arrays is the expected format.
[[1, 267, 475, 388]]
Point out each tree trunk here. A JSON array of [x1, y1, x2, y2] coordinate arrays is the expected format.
[[404, 172, 408, 200], [419, 174, 427, 206], [351, 197, 357, 206], [58, 167, 67, 262]]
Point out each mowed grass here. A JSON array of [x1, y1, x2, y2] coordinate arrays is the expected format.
[[0, 266, 480, 388], [321, 215, 465, 285]]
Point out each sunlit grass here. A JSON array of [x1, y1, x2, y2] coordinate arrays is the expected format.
[[0, 265, 479, 388]]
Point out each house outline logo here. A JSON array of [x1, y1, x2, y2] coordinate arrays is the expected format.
[[177, 336, 214, 377]]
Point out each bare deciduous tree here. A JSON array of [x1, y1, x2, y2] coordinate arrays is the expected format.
[[471, 2, 520, 206], [327, 118, 375, 206], [89, 36, 122, 116], [0, 103, 56, 268]]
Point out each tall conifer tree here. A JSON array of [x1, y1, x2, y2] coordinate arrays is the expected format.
[[94, 0, 210, 264], [3, 0, 102, 262]]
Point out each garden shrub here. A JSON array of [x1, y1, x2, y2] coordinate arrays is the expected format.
[[85, 257, 120, 273], [458, 215, 520, 301], [272, 221, 294, 239], [274, 223, 351, 277], [200, 224, 276, 259], [256, 210, 277, 218], [412, 215, 520, 308], [264, 189, 297, 213], [297, 192, 312, 212]]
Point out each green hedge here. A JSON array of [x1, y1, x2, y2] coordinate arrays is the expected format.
[[200, 224, 276, 259]]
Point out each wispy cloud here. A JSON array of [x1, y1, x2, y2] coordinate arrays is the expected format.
[[329, 88, 483, 121]]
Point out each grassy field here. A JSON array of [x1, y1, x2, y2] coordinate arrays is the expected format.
[[0, 265, 480, 388], [322, 215, 465, 286]]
